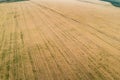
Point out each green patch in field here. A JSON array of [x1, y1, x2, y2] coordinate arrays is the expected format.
[[0, 0, 29, 3], [101, 0, 120, 7], [1, 48, 10, 60]]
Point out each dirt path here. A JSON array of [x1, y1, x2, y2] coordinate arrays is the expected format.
[[0, 0, 120, 80]]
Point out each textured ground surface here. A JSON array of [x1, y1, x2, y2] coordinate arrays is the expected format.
[[0, 0, 120, 80]]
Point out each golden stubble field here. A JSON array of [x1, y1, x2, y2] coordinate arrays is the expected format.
[[0, 0, 120, 80]]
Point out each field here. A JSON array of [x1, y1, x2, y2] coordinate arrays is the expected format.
[[0, 0, 120, 80]]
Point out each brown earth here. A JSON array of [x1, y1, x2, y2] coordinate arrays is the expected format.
[[0, 0, 120, 80]]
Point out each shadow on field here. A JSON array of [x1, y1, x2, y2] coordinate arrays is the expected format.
[[101, 0, 120, 7], [0, 0, 28, 3]]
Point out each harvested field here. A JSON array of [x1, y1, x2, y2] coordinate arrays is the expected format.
[[0, 0, 120, 80]]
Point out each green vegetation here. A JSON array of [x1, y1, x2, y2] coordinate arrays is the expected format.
[[101, 0, 120, 7]]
